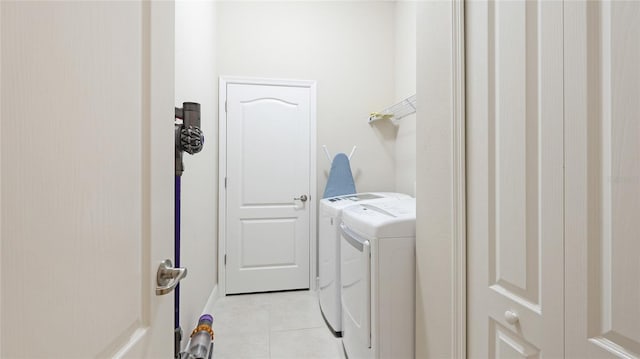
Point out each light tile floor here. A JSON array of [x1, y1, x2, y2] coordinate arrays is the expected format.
[[205, 290, 345, 359]]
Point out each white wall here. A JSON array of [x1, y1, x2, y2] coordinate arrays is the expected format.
[[394, 1, 417, 196], [175, 0, 218, 342], [216, 1, 397, 203]]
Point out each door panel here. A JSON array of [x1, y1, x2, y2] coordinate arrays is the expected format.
[[490, 0, 540, 303], [239, 97, 302, 204], [225, 82, 313, 294], [240, 218, 297, 267], [467, 0, 564, 357], [491, 320, 540, 359], [565, 1, 640, 357], [1, 2, 174, 357]]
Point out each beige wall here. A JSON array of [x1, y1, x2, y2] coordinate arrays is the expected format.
[[216, 1, 398, 202], [394, 1, 417, 196], [175, 0, 218, 341]]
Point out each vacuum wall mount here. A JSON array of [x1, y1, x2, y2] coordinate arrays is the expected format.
[[175, 102, 204, 175]]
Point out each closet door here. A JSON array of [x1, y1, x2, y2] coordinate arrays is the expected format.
[[466, 1, 564, 357], [565, 1, 640, 357]]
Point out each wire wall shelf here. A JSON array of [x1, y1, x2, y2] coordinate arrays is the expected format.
[[368, 94, 416, 123]]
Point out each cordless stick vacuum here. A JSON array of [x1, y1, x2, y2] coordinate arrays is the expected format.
[[179, 314, 215, 359], [175, 102, 204, 358]]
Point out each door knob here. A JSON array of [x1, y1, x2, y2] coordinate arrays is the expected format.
[[504, 310, 519, 325], [294, 194, 308, 202], [156, 259, 187, 296]]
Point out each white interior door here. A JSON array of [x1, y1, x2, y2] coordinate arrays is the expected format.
[[466, 1, 564, 357], [565, 1, 640, 357], [222, 79, 316, 294], [1, 2, 175, 357]]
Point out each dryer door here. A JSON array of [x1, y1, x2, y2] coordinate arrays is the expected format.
[[340, 223, 371, 352]]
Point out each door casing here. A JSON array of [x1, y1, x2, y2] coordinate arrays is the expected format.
[[217, 76, 317, 295], [415, 1, 466, 358]]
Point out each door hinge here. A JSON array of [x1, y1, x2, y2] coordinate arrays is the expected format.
[[224, 100, 227, 113], [224, 254, 227, 266], [224, 177, 227, 189]]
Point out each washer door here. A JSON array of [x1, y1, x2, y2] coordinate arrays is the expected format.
[[340, 223, 371, 351]]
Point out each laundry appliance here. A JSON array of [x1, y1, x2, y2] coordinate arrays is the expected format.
[[318, 192, 410, 335], [339, 197, 416, 359]]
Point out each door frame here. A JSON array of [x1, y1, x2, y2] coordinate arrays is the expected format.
[[217, 76, 317, 296], [415, 1, 466, 358]]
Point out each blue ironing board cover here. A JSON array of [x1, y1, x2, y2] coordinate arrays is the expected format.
[[323, 153, 357, 198]]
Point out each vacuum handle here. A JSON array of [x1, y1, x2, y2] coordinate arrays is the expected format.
[[176, 102, 201, 128]]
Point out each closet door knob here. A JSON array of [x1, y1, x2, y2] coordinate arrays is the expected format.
[[504, 310, 519, 325], [294, 194, 308, 202]]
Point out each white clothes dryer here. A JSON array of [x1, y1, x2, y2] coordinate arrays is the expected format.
[[340, 198, 416, 359], [318, 192, 410, 335]]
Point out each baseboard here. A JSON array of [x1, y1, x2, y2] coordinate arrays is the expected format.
[[201, 284, 220, 315]]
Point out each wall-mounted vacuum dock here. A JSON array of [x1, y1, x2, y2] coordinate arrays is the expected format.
[[175, 102, 204, 175], [174, 102, 205, 358]]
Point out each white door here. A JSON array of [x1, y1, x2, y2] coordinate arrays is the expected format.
[[1, 2, 175, 357], [222, 79, 316, 294], [466, 1, 565, 357], [565, 1, 640, 357]]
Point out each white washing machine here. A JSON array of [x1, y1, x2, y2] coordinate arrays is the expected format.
[[318, 192, 410, 335], [340, 197, 416, 359]]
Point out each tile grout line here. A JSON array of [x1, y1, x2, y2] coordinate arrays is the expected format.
[[270, 324, 325, 334]]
